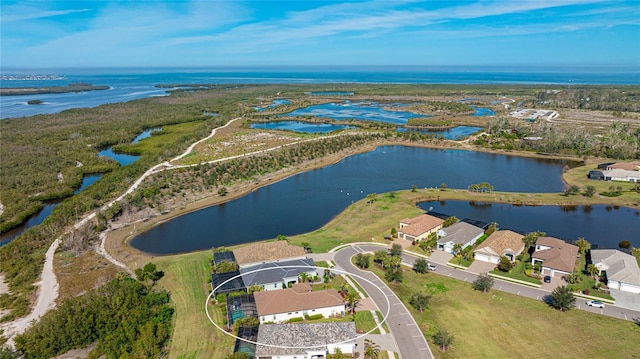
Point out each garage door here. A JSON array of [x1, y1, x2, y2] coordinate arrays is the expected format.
[[475, 253, 498, 264]]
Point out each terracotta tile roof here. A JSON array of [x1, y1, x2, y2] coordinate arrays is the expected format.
[[607, 161, 640, 171], [254, 287, 344, 316], [532, 237, 578, 273], [475, 230, 524, 257], [233, 241, 306, 266], [399, 214, 444, 237]]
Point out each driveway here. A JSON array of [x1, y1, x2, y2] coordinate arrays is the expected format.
[[427, 250, 453, 265], [609, 289, 640, 311], [467, 259, 496, 274]]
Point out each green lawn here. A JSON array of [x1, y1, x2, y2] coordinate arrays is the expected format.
[[367, 266, 640, 359], [154, 251, 234, 359]]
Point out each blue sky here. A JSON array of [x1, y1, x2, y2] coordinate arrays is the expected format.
[[1, 0, 639, 68]]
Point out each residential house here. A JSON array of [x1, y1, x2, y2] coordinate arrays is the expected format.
[[606, 161, 640, 171], [474, 230, 525, 264], [397, 213, 444, 242], [233, 241, 307, 268], [531, 237, 579, 277], [254, 283, 345, 324], [436, 221, 484, 254], [240, 257, 317, 291], [602, 168, 640, 183], [591, 249, 640, 294], [254, 322, 357, 359]]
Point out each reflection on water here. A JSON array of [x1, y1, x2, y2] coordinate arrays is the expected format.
[[249, 121, 354, 133], [418, 200, 639, 248]]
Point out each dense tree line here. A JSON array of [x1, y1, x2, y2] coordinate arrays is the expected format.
[[474, 119, 640, 159], [0, 92, 231, 319], [11, 277, 173, 359], [533, 87, 640, 112]]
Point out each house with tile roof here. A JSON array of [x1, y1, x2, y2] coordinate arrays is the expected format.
[[531, 237, 579, 278], [254, 322, 356, 359], [397, 213, 444, 242], [474, 230, 524, 264], [240, 257, 317, 291], [436, 221, 484, 254], [254, 283, 345, 324], [233, 241, 307, 268], [591, 249, 640, 294]]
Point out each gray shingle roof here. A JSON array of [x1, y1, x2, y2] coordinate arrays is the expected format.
[[240, 258, 316, 287], [437, 221, 484, 246], [255, 322, 356, 356], [592, 249, 640, 286]]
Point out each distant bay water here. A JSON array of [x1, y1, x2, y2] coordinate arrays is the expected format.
[[1, 66, 639, 119]]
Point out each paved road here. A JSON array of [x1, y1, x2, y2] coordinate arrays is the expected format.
[[333, 245, 434, 359], [402, 249, 640, 323]]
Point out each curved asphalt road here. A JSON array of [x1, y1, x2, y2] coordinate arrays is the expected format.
[[333, 245, 434, 359], [333, 244, 640, 359]]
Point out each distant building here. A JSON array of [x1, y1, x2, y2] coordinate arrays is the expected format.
[[606, 161, 640, 171], [254, 283, 344, 324], [397, 214, 444, 242]]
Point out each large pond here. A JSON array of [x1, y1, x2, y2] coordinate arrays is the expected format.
[[282, 101, 429, 124], [397, 126, 482, 139], [418, 200, 639, 248], [249, 121, 355, 133], [131, 146, 576, 254]]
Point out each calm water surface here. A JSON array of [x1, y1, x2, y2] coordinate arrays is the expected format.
[[131, 146, 572, 254], [418, 200, 640, 248], [249, 121, 355, 133], [397, 126, 482, 139], [282, 101, 429, 124]]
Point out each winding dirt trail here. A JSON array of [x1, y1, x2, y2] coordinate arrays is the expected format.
[[0, 117, 244, 345]]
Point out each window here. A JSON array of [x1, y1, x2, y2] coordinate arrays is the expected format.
[[273, 283, 277, 288]]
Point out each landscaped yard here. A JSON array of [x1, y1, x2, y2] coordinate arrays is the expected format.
[[366, 265, 640, 358]]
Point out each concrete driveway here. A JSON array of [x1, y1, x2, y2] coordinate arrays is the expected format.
[[609, 289, 640, 311], [467, 260, 496, 274]]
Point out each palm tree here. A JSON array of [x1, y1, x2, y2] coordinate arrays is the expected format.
[[346, 291, 359, 314], [586, 263, 600, 278], [452, 243, 463, 256], [298, 272, 310, 283], [364, 338, 381, 359], [575, 237, 591, 255]]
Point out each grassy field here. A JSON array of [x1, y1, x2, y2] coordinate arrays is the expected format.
[[367, 265, 640, 359], [153, 251, 234, 359], [135, 178, 640, 359]]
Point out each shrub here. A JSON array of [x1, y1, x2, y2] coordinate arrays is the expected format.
[[619, 240, 631, 249], [307, 314, 323, 320], [288, 317, 304, 323]]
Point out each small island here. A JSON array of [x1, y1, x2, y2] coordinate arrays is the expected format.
[[0, 82, 109, 96], [26, 99, 44, 105]]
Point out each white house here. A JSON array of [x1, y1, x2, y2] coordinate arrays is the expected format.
[[254, 322, 357, 359], [254, 283, 345, 324], [591, 249, 640, 294], [436, 221, 484, 254], [240, 258, 317, 291], [474, 230, 524, 264], [602, 168, 640, 183], [531, 237, 578, 277], [398, 213, 444, 242]]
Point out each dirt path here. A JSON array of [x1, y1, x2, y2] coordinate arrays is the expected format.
[[0, 118, 246, 346], [0, 238, 60, 347]]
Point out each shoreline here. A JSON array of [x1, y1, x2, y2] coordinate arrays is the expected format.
[[105, 139, 636, 266]]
